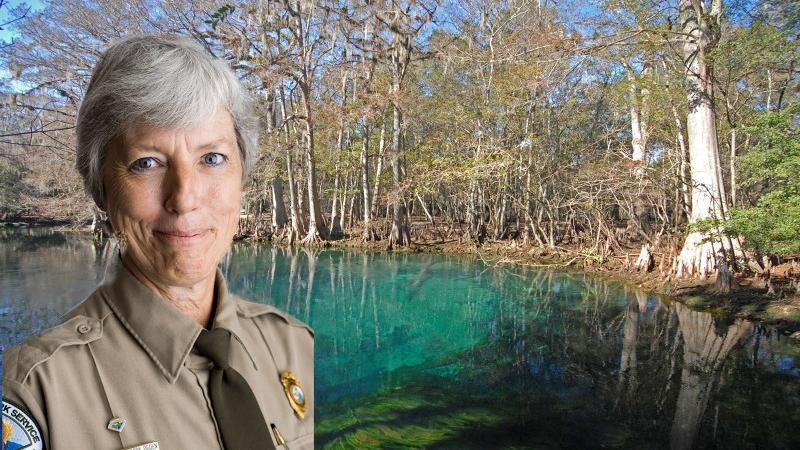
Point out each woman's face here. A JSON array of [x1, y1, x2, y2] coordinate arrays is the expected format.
[[103, 110, 242, 287]]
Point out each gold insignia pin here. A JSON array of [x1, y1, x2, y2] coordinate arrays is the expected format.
[[279, 371, 306, 419]]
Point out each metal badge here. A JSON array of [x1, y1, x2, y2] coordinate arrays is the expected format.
[[107, 417, 126, 432], [279, 371, 307, 419]]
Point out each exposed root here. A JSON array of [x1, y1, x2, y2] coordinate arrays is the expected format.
[[362, 221, 379, 242], [712, 261, 733, 294], [328, 216, 343, 240], [675, 232, 742, 279], [635, 244, 654, 272], [387, 221, 411, 250], [286, 228, 298, 246], [301, 224, 327, 245]]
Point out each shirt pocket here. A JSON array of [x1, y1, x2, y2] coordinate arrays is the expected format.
[[284, 431, 313, 450]]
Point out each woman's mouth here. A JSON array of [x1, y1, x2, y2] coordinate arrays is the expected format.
[[154, 229, 209, 245]]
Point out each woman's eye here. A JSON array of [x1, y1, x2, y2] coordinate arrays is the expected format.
[[130, 157, 159, 172], [202, 153, 226, 166]]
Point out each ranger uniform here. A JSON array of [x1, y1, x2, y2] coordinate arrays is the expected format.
[[2, 259, 314, 450]]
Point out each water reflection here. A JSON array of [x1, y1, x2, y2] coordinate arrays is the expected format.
[[2, 229, 799, 449], [222, 245, 798, 449], [670, 303, 752, 450], [0, 228, 106, 356], [616, 291, 645, 406]]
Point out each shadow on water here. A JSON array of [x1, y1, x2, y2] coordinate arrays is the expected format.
[[2, 229, 799, 448]]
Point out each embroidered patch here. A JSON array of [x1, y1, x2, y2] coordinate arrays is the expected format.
[[2, 399, 44, 450]]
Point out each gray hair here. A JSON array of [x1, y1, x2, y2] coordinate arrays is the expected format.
[[76, 34, 258, 208]]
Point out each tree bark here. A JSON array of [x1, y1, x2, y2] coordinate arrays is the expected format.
[[361, 123, 378, 241], [675, 0, 737, 278], [271, 176, 288, 231], [729, 128, 737, 208], [300, 83, 328, 243], [635, 244, 654, 272], [329, 65, 349, 240], [367, 122, 384, 216], [625, 63, 649, 172], [388, 70, 410, 248], [672, 104, 691, 223], [279, 86, 303, 244]]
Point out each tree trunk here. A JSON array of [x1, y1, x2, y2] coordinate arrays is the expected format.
[[635, 244, 654, 272], [729, 128, 737, 208], [385, 8, 417, 249], [626, 64, 651, 236], [329, 166, 342, 238], [370, 122, 386, 217], [361, 123, 378, 241], [271, 176, 288, 231], [346, 186, 356, 231], [340, 171, 350, 234], [388, 80, 410, 248], [279, 87, 302, 244], [675, 0, 737, 278], [625, 64, 649, 173], [714, 257, 732, 294], [300, 83, 328, 243], [672, 104, 691, 223], [329, 67, 349, 240]]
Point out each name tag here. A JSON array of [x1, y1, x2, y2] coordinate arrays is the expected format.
[[123, 442, 159, 450]]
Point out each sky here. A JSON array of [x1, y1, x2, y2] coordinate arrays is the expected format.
[[1, 0, 44, 92], [0, 0, 43, 44]]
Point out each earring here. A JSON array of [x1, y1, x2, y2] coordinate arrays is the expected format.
[[115, 231, 128, 253]]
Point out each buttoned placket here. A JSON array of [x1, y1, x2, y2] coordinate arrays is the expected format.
[[185, 352, 225, 449]]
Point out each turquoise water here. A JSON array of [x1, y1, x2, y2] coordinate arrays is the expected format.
[[2, 228, 799, 449]]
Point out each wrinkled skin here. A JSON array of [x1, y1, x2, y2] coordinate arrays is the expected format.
[[102, 110, 242, 324]]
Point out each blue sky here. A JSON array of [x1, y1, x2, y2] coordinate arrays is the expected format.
[[1, 0, 44, 92], [0, 0, 44, 43]]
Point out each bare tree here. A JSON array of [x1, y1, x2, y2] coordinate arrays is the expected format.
[[375, 0, 439, 248], [674, 0, 738, 277]]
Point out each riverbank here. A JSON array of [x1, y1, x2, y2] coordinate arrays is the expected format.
[[5, 224, 798, 448], [6, 220, 799, 335], [258, 229, 800, 336]]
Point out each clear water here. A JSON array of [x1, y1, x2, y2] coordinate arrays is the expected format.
[[2, 227, 799, 449]]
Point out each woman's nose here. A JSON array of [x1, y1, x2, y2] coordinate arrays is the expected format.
[[163, 163, 200, 215]]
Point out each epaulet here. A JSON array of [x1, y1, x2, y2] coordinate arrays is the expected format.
[[236, 299, 314, 337], [6, 315, 103, 384]]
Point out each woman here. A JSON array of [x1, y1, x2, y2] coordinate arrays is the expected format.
[[2, 35, 313, 450]]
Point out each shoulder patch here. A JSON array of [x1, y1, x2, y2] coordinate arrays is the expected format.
[[236, 299, 314, 337], [3, 399, 44, 450]]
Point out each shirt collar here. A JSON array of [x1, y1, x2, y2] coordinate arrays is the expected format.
[[99, 257, 254, 383]]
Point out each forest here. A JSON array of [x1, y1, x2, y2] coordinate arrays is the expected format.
[[0, 0, 798, 285]]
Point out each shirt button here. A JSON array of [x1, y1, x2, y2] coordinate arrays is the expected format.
[[77, 323, 91, 334]]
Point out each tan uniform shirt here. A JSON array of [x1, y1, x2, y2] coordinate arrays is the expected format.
[[2, 259, 314, 450]]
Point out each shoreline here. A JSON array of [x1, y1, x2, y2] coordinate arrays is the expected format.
[[252, 233, 800, 336], [5, 221, 800, 336]]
